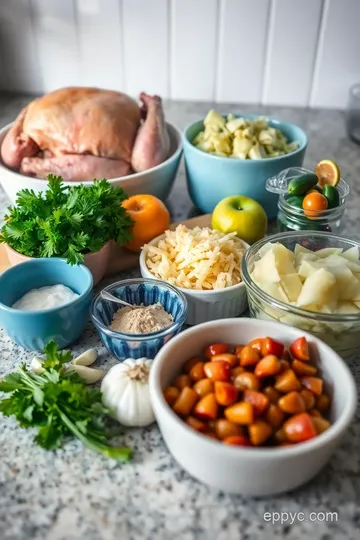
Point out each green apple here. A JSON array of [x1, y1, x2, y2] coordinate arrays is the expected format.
[[212, 195, 267, 245]]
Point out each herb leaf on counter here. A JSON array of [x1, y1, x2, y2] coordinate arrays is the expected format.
[[0, 175, 134, 265], [0, 341, 133, 462]]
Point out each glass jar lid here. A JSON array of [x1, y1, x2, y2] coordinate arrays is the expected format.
[[266, 166, 350, 196]]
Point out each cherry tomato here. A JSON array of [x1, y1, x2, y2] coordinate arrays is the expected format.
[[185, 416, 207, 432], [214, 381, 238, 406], [239, 346, 261, 367], [223, 435, 250, 446], [225, 402, 254, 425], [243, 389, 269, 415], [183, 356, 203, 373], [248, 420, 272, 446], [254, 355, 282, 377], [163, 386, 180, 406], [292, 359, 317, 376], [302, 192, 328, 218], [211, 353, 238, 367], [283, 412, 317, 443], [248, 338, 265, 353], [204, 361, 231, 382], [300, 376, 323, 396], [194, 393, 218, 420], [290, 337, 310, 362], [204, 343, 230, 359], [261, 337, 284, 358]]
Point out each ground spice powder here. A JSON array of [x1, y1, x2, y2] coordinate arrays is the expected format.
[[110, 303, 173, 334]]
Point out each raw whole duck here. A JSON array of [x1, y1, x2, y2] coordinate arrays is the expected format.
[[1, 87, 170, 181]]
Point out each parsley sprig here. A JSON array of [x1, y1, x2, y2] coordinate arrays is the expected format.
[[0, 342, 132, 462], [0, 175, 133, 265]]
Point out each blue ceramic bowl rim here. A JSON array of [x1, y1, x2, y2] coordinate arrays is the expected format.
[[182, 113, 308, 163], [90, 277, 188, 341], [0, 257, 93, 315]]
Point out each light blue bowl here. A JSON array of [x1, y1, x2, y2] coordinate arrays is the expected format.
[[91, 278, 188, 360], [183, 114, 308, 219], [0, 258, 93, 351]]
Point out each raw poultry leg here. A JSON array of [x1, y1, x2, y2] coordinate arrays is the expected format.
[[1, 106, 39, 169], [20, 154, 131, 181], [131, 93, 170, 173]]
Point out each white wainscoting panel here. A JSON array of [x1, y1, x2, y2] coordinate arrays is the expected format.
[[0, 0, 359, 108], [76, 0, 123, 91], [0, 0, 41, 93], [262, 0, 323, 107], [216, 0, 271, 104], [310, 0, 360, 108], [123, 0, 168, 98], [30, 0, 80, 92], [170, 0, 218, 101]]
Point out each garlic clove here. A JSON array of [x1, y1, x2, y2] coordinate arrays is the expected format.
[[31, 356, 45, 374], [73, 348, 98, 366], [71, 365, 104, 384]]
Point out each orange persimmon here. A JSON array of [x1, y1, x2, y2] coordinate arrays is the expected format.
[[122, 194, 170, 252]]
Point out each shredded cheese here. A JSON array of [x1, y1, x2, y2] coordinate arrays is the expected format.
[[143, 225, 245, 290]]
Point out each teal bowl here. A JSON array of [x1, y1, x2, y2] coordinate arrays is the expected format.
[[183, 114, 308, 219], [0, 258, 93, 351]]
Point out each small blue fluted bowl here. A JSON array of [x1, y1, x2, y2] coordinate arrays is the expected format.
[[183, 114, 308, 219], [0, 258, 93, 351], [91, 278, 188, 360]]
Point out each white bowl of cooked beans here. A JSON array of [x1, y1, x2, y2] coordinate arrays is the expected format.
[[149, 317, 357, 496]]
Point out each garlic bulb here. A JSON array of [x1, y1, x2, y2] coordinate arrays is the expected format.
[[101, 358, 155, 427]]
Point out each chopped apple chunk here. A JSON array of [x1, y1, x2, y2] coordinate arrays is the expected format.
[[262, 283, 289, 303], [253, 241, 360, 320], [297, 260, 318, 279], [341, 246, 360, 262], [297, 269, 337, 308], [336, 301, 360, 314], [315, 248, 344, 258], [280, 274, 303, 302], [252, 250, 280, 283]]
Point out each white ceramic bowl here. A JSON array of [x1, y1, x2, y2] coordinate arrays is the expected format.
[[149, 318, 357, 496], [0, 122, 182, 204], [139, 233, 249, 325]]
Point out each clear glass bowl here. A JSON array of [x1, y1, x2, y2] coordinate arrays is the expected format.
[[266, 167, 350, 234], [241, 231, 360, 361]]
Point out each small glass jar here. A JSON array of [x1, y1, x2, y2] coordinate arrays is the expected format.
[[266, 167, 350, 234]]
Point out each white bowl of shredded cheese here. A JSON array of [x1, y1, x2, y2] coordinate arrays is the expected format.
[[140, 225, 249, 325]]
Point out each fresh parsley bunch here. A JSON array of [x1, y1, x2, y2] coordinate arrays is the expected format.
[[0, 342, 132, 462], [0, 175, 133, 265]]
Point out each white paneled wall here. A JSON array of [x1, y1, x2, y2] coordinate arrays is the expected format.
[[310, 0, 360, 108], [171, 0, 218, 101], [0, 0, 359, 108], [76, 0, 124, 91], [262, 0, 323, 107], [31, 0, 80, 91], [216, 0, 270, 104]]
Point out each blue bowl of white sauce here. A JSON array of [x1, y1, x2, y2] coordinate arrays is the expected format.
[[0, 258, 93, 350]]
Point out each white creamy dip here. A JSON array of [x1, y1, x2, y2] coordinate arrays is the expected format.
[[13, 284, 79, 311]]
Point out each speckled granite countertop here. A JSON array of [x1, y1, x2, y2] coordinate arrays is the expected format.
[[0, 94, 359, 540]]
